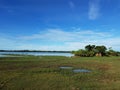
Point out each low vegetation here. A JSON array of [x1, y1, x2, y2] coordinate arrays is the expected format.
[[0, 56, 120, 90], [72, 45, 120, 57]]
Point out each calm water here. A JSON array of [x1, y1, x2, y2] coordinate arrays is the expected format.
[[59, 66, 91, 73], [0, 54, 7, 57], [59, 66, 73, 69], [0, 52, 74, 57], [73, 69, 91, 73]]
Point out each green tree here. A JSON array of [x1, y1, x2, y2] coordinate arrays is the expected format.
[[85, 45, 95, 51], [95, 45, 107, 56], [107, 48, 119, 56], [88, 51, 95, 57], [74, 49, 95, 57], [72, 45, 120, 57]]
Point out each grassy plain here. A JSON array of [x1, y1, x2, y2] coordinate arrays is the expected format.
[[0, 56, 120, 90]]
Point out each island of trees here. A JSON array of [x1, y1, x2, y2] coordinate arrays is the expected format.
[[72, 45, 120, 57]]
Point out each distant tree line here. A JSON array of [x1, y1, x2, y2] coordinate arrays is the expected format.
[[72, 45, 120, 57], [0, 50, 71, 53]]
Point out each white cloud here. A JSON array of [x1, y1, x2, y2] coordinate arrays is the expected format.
[[0, 28, 120, 51], [20, 28, 111, 42], [88, 0, 100, 20], [69, 1, 75, 9], [0, 37, 18, 50], [14, 42, 86, 51], [20, 29, 74, 41]]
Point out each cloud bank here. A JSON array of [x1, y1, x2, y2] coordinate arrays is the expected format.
[[0, 28, 120, 51]]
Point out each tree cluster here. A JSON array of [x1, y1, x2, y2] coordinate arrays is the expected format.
[[72, 45, 120, 57]]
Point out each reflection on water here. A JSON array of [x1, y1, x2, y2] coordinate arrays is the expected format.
[[60, 66, 73, 69], [0, 52, 73, 57], [0, 54, 7, 57], [73, 69, 91, 73], [60, 66, 91, 73]]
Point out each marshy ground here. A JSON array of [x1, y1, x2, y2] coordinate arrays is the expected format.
[[0, 56, 120, 90]]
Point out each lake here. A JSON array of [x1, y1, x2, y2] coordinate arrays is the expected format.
[[0, 52, 74, 57]]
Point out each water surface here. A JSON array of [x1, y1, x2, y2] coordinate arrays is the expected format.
[[73, 69, 91, 73], [0, 52, 73, 57], [0, 54, 7, 57], [60, 66, 73, 69]]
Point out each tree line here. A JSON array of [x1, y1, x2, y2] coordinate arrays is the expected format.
[[0, 50, 71, 53], [72, 45, 120, 57]]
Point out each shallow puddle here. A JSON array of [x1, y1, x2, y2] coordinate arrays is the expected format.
[[59, 66, 73, 69], [0, 55, 7, 57], [73, 69, 91, 73], [60, 66, 91, 73]]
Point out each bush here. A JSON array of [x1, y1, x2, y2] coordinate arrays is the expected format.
[[74, 49, 95, 57], [73, 45, 119, 57]]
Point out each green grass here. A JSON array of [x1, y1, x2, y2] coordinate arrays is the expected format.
[[0, 56, 120, 90]]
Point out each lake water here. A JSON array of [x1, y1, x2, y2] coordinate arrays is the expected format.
[[0, 52, 74, 57]]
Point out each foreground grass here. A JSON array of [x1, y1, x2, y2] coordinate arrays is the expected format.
[[0, 56, 120, 90]]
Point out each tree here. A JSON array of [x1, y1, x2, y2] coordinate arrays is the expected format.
[[74, 49, 95, 57], [74, 49, 86, 57], [88, 51, 95, 57], [85, 45, 95, 51], [84, 45, 96, 57], [107, 48, 119, 56], [95, 45, 107, 56], [72, 45, 120, 57]]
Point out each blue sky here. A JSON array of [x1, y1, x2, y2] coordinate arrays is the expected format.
[[0, 0, 120, 51]]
